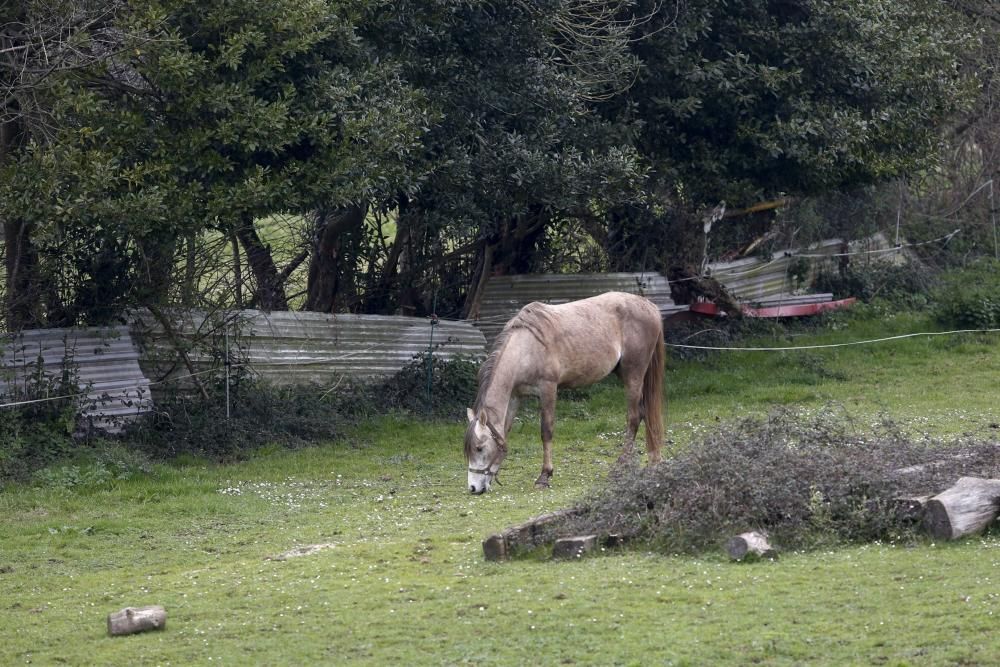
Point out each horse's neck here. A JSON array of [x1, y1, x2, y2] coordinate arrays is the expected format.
[[480, 372, 515, 428], [479, 337, 526, 429]]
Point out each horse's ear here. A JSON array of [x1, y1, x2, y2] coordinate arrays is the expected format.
[[478, 412, 487, 426], [466, 408, 475, 423]]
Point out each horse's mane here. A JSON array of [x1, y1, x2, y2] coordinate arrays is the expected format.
[[473, 303, 554, 413]]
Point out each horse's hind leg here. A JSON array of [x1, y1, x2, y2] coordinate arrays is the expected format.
[[618, 373, 644, 465], [535, 383, 557, 488]]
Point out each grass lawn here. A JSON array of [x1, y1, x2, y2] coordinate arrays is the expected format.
[[2, 309, 999, 665]]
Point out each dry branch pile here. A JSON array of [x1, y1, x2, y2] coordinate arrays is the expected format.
[[545, 410, 1000, 555]]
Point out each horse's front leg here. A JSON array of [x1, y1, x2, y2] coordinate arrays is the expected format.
[[535, 383, 557, 488]]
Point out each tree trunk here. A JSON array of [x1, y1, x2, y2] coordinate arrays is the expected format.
[[230, 229, 244, 308], [361, 197, 412, 315], [234, 214, 289, 311], [923, 477, 1000, 540], [2, 115, 43, 331], [463, 242, 494, 319], [3, 217, 43, 330], [602, 203, 744, 314], [135, 232, 176, 308], [303, 204, 367, 313], [182, 232, 198, 306], [491, 208, 547, 276], [662, 207, 743, 313]]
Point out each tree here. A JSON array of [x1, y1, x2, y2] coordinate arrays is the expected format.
[[1, 0, 135, 329], [1, 0, 427, 328], [599, 0, 977, 301], [349, 0, 645, 318]]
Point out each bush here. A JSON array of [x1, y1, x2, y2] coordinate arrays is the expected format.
[[813, 260, 933, 308], [121, 353, 479, 462], [0, 349, 85, 481], [30, 441, 152, 490], [560, 409, 1000, 553], [124, 379, 346, 461], [663, 312, 817, 362], [933, 258, 1000, 329], [375, 352, 479, 419]]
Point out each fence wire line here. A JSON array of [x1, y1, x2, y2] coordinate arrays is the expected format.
[[664, 327, 1000, 351], [4, 326, 999, 409]]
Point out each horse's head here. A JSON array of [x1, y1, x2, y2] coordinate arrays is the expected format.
[[465, 408, 507, 494]]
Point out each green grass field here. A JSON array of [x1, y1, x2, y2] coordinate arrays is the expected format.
[[2, 308, 999, 665]]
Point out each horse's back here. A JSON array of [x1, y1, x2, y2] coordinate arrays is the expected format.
[[538, 292, 660, 329]]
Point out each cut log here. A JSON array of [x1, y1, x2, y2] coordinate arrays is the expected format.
[[725, 531, 777, 561], [923, 477, 1000, 540], [601, 534, 626, 549], [552, 535, 597, 559], [482, 534, 508, 562], [107, 606, 167, 636], [481, 508, 583, 561]]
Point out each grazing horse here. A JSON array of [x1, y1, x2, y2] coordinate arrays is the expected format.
[[465, 291, 665, 494]]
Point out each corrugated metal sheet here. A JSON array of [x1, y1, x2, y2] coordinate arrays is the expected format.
[[709, 234, 899, 303], [474, 235, 902, 339], [705, 240, 839, 303], [0, 326, 153, 431], [474, 272, 682, 343], [133, 309, 487, 386]]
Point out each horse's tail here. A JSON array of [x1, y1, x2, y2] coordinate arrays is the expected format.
[[642, 323, 665, 461]]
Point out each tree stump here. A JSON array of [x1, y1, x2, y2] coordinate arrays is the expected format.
[[552, 535, 597, 559], [482, 534, 508, 562], [107, 605, 167, 636], [725, 531, 777, 561], [923, 477, 1000, 540]]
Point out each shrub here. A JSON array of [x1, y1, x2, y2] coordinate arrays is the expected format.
[[0, 347, 85, 481], [813, 260, 933, 308], [375, 352, 479, 420], [933, 258, 1000, 329], [31, 441, 153, 490], [561, 409, 1000, 553], [125, 379, 345, 461], [121, 353, 479, 462]]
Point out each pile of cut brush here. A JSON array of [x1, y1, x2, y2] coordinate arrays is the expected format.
[[485, 409, 1000, 560]]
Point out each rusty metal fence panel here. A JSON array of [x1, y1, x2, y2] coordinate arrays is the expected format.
[[133, 309, 487, 387], [0, 326, 153, 431]]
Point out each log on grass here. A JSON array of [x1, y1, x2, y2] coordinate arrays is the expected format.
[[923, 477, 1000, 540], [482, 508, 583, 561], [725, 531, 777, 561], [107, 605, 167, 636]]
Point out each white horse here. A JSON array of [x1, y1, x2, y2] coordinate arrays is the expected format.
[[464, 292, 665, 494]]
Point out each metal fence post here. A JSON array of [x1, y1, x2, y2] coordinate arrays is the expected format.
[[426, 291, 439, 414]]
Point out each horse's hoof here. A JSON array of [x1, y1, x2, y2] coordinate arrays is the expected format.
[[534, 477, 551, 489]]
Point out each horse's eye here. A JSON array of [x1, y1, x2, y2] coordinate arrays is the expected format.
[[476, 445, 484, 453]]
